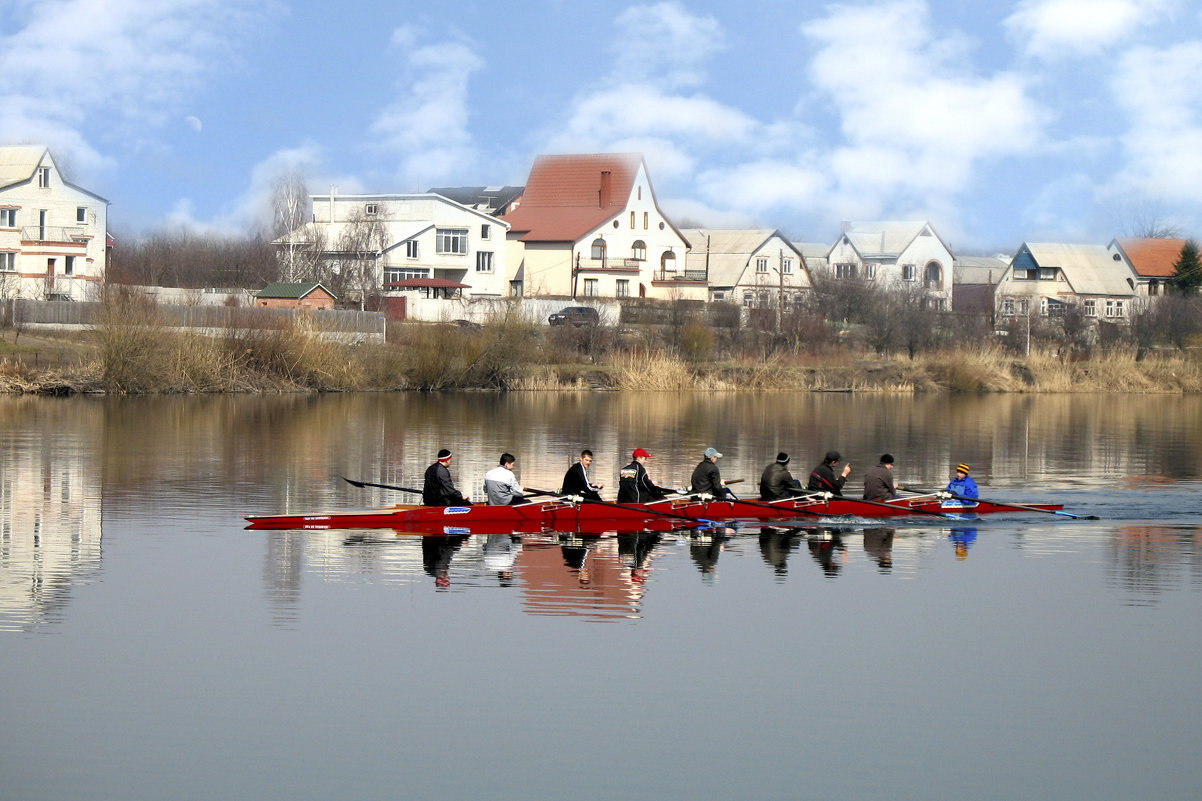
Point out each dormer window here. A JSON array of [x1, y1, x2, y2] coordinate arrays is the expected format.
[[37, 167, 50, 187], [365, 203, 379, 216]]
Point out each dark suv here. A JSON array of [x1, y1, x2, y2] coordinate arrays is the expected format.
[[548, 306, 600, 327]]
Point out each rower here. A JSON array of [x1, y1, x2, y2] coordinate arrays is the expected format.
[[759, 452, 801, 500], [617, 448, 673, 503], [561, 449, 604, 502], [690, 447, 735, 499], [945, 463, 979, 501], [808, 450, 850, 496], [863, 453, 903, 501], [422, 448, 472, 506], [483, 452, 526, 505]]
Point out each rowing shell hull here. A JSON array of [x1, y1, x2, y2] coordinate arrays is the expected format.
[[245, 495, 1064, 531]]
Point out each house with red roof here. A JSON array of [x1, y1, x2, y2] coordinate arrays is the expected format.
[[500, 154, 694, 300], [1107, 237, 1189, 300], [0, 145, 108, 300]]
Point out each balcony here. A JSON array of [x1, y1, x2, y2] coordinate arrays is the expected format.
[[652, 269, 707, 283], [22, 226, 87, 244], [577, 257, 640, 273]]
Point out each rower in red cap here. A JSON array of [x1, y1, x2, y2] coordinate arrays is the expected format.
[[617, 447, 674, 503]]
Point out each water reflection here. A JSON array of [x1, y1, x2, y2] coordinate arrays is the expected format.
[[1108, 525, 1202, 606]]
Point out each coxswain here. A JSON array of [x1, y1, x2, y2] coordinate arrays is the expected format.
[[422, 448, 471, 506], [483, 452, 526, 505], [759, 452, 800, 500], [561, 449, 604, 502], [945, 463, 979, 500], [808, 450, 851, 496], [617, 448, 673, 503]]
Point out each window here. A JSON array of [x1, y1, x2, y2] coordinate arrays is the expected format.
[[1105, 299, 1115, 318], [436, 228, 468, 254], [925, 261, 942, 287], [631, 240, 646, 260], [0, 209, 15, 228], [584, 278, 598, 297], [481, 224, 490, 240], [384, 266, 430, 285], [37, 167, 50, 187], [1002, 298, 1015, 316], [1039, 268, 1057, 280], [1017, 299, 1029, 315], [643, 212, 648, 230], [782, 258, 792, 275], [756, 257, 769, 273], [0, 252, 14, 272], [1040, 298, 1048, 316], [712, 291, 725, 301], [743, 291, 753, 307], [476, 251, 494, 273], [865, 263, 877, 279], [660, 251, 677, 272], [630, 211, 636, 228], [902, 264, 916, 281], [637, 186, 642, 200], [616, 279, 630, 297], [64, 256, 74, 276], [405, 240, 419, 259], [1114, 299, 1125, 318], [835, 263, 856, 279], [1149, 280, 1160, 297], [758, 291, 770, 307], [1084, 299, 1097, 317], [591, 238, 606, 260], [77, 207, 87, 224], [365, 203, 379, 216]]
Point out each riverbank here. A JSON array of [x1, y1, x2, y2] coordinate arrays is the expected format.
[[4, 321, 1202, 394]]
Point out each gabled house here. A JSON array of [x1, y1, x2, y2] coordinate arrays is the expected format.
[[0, 145, 108, 300], [256, 282, 336, 310], [500, 153, 693, 300], [281, 192, 511, 303], [825, 221, 954, 309], [995, 243, 1136, 322], [679, 228, 813, 307], [1107, 237, 1188, 300]]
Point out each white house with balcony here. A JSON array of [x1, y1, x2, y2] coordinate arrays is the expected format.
[[500, 153, 694, 300], [283, 192, 511, 303], [680, 228, 813, 307], [995, 242, 1136, 323], [0, 145, 108, 300], [825, 221, 954, 309]]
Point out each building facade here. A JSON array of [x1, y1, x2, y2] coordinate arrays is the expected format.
[[0, 146, 108, 300], [825, 221, 954, 310]]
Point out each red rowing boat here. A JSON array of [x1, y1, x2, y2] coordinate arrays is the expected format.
[[244, 492, 1066, 531]]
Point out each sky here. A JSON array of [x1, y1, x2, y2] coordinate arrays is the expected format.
[[3, 0, 1202, 253]]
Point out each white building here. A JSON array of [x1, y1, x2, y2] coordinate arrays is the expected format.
[[0, 145, 108, 300], [995, 242, 1136, 322], [284, 192, 512, 303], [825, 221, 954, 310], [679, 228, 813, 307]]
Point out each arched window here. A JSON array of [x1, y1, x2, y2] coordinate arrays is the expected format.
[[660, 251, 676, 272], [924, 260, 942, 287], [631, 240, 646, 261], [591, 238, 606, 261]]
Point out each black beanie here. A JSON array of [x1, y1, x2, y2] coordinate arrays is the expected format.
[[437, 448, 452, 459], [776, 452, 789, 464]]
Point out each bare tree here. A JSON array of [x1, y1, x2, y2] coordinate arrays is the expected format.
[[1112, 196, 1183, 239], [272, 172, 312, 282], [335, 209, 391, 309]]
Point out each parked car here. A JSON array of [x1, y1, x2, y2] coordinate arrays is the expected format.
[[548, 306, 600, 327]]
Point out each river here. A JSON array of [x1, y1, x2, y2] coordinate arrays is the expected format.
[[2, 392, 1201, 800]]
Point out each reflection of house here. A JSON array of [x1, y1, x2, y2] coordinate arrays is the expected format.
[[500, 153, 694, 300], [0, 145, 108, 300], [256, 282, 336, 309], [286, 192, 511, 301], [995, 243, 1136, 322], [680, 228, 813, 307], [1107, 237, 1187, 301], [825, 221, 954, 310]]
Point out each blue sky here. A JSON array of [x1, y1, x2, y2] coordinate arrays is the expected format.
[[4, 0, 1201, 252]]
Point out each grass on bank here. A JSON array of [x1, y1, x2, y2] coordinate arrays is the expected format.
[[5, 297, 1202, 394]]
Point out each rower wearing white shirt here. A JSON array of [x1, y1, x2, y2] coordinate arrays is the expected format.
[[483, 453, 526, 506]]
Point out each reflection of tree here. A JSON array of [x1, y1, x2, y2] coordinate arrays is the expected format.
[[1109, 527, 1202, 603]]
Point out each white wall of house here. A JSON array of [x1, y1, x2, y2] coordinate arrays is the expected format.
[[826, 223, 954, 309], [308, 193, 510, 299], [732, 234, 811, 307], [0, 149, 107, 301]]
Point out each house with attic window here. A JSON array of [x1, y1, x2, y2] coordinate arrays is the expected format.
[[679, 228, 813, 308], [994, 242, 1136, 322], [0, 145, 108, 300], [825, 221, 954, 310], [500, 153, 694, 300], [1107, 237, 1189, 301]]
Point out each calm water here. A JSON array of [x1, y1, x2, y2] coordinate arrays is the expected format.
[[3, 392, 1201, 801]]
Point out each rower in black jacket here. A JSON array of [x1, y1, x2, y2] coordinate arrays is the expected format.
[[617, 448, 673, 503]]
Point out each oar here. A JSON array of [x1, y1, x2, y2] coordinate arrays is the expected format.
[[341, 476, 423, 494], [910, 487, 1099, 520], [526, 488, 721, 527], [695, 493, 825, 518], [847, 494, 968, 520]]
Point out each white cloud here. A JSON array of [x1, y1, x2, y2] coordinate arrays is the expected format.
[[1110, 42, 1202, 203], [800, 0, 1044, 211], [611, 2, 726, 89], [185, 116, 203, 133], [696, 160, 830, 217], [1005, 0, 1178, 60], [369, 26, 485, 186], [0, 0, 273, 175]]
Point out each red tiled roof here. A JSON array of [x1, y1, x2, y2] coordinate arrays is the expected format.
[[500, 153, 644, 243], [1116, 237, 1189, 278]]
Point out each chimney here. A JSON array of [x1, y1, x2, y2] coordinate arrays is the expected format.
[[599, 170, 611, 208]]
